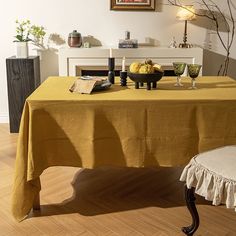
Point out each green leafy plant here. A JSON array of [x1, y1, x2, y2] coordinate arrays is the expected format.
[[14, 19, 32, 42], [30, 25, 46, 48], [14, 19, 46, 48]]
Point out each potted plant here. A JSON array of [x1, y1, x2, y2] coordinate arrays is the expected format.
[[30, 25, 46, 49], [14, 20, 46, 58], [14, 20, 32, 58]]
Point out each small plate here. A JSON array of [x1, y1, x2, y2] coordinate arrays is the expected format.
[[93, 81, 112, 91]]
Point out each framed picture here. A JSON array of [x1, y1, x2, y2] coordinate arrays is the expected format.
[[110, 0, 155, 11]]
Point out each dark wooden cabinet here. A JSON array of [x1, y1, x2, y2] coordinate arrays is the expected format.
[[6, 56, 40, 133]]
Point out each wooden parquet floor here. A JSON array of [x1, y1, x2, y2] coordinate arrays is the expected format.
[[1, 124, 236, 236]]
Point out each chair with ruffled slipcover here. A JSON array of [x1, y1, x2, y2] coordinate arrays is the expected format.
[[180, 146, 236, 236]]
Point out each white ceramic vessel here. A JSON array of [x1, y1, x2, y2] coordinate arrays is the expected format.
[[16, 42, 28, 58]]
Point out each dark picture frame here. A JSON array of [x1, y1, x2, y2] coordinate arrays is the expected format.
[[110, 0, 155, 11]]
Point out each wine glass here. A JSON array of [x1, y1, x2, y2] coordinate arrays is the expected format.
[[187, 64, 202, 89], [173, 62, 186, 87]]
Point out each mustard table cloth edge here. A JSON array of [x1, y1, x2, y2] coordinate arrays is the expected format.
[[12, 76, 236, 222]]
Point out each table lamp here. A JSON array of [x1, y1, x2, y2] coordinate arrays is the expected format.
[[176, 5, 196, 48]]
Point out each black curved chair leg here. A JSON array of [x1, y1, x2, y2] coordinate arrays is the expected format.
[[182, 185, 200, 236]]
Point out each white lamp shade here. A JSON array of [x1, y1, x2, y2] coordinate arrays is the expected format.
[[176, 5, 196, 21]]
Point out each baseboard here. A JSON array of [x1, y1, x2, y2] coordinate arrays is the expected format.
[[0, 113, 9, 123]]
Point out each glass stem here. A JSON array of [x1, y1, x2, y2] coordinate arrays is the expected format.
[[192, 78, 196, 88], [177, 75, 180, 85]]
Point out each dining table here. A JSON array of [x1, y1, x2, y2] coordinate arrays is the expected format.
[[12, 76, 236, 222]]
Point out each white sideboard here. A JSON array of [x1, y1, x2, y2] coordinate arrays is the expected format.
[[58, 47, 203, 76]]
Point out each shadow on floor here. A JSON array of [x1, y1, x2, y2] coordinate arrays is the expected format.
[[30, 167, 211, 219]]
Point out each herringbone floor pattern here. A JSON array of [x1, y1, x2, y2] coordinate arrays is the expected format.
[[1, 124, 236, 235]]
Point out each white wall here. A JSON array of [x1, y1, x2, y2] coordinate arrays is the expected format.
[[0, 0, 235, 122]]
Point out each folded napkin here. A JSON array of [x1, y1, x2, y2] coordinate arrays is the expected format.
[[69, 76, 107, 94]]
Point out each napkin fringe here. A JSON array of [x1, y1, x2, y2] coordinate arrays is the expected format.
[[180, 158, 236, 211]]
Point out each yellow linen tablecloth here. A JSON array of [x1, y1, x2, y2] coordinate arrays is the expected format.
[[12, 76, 236, 221]]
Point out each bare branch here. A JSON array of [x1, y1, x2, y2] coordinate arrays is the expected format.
[[167, 0, 235, 75], [228, 0, 235, 50]]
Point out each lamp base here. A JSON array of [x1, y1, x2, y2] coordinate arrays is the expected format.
[[179, 43, 192, 48]]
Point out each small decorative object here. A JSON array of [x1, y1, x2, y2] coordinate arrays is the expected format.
[[108, 48, 115, 84], [119, 39, 138, 48], [125, 31, 130, 40], [83, 42, 90, 48], [30, 25, 46, 49], [122, 56, 126, 72], [120, 57, 127, 86], [128, 59, 164, 90], [68, 30, 82, 47], [187, 64, 202, 89], [169, 36, 177, 48], [15, 42, 29, 59], [14, 20, 31, 58], [14, 19, 46, 58], [128, 71, 163, 90], [119, 31, 138, 48], [120, 71, 127, 86], [176, 5, 196, 48], [173, 62, 186, 87], [108, 58, 115, 84], [110, 0, 155, 11]]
